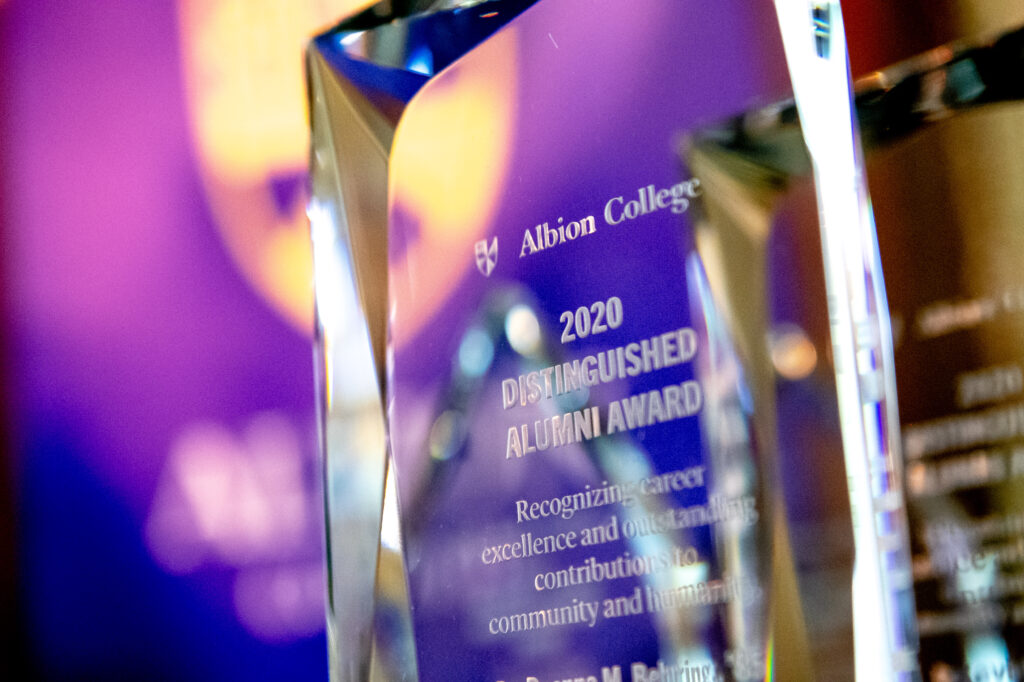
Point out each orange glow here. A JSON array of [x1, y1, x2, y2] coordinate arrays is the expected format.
[[770, 325, 818, 380], [178, 0, 364, 333], [389, 28, 520, 347], [181, 0, 326, 180]]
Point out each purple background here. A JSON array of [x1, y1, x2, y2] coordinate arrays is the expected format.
[[1, 1, 329, 679]]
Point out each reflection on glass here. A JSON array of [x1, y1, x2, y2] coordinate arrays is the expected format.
[[309, 0, 925, 680], [682, 3, 920, 678], [308, 4, 539, 680], [856, 22, 1024, 681]]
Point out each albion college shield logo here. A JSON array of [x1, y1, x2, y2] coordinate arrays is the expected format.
[[475, 237, 498, 277]]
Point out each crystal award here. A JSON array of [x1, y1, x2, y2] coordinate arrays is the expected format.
[[851, 18, 1024, 679], [308, 1, 919, 679]]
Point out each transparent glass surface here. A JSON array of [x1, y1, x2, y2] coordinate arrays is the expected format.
[[309, 4, 540, 679], [686, 16, 1024, 679], [682, 6, 920, 678], [857, 23, 1024, 680], [308, 1, 923, 679]]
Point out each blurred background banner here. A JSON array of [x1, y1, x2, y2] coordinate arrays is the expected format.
[[0, 0, 1008, 680], [0, 0, 368, 679]]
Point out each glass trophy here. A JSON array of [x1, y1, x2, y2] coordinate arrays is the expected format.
[[851, 18, 1024, 681], [307, 1, 920, 679]]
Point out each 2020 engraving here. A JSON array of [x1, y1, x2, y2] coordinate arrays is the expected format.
[[560, 297, 624, 343]]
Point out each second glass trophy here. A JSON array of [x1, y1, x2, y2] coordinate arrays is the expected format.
[[308, 1, 920, 679]]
